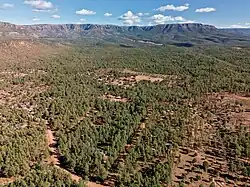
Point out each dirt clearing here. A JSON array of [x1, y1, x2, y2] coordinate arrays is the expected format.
[[100, 94, 129, 102], [96, 68, 178, 88]]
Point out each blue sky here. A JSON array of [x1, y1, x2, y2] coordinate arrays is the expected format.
[[0, 0, 249, 28]]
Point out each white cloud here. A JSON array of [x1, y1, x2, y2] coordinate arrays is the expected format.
[[174, 16, 186, 21], [1, 3, 14, 9], [24, 0, 53, 10], [195, 7, 216, 13], [137, 12, 150, 17], [76, 9, 96, 15], [80, 18, 86, 22], [104, 12, 112, 17], [179, 20, 196, 24], [228, 24, 250, 28], [149, 14, 195, 25], [220, 22, 250, 28], [150, 14, 193, 25], [51, 14, 60, 19], [119, 10, 141, 25], [33, 9, 48, 12], [138, 13, 143, 16], [156, 3, 189, 12], [32, 8, 58, 13], [32, 18, 40, 21], [151, 14, 174, 24], [75, 18, 86, 24]]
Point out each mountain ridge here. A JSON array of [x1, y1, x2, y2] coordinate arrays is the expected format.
[[0, 22, 249, 45]]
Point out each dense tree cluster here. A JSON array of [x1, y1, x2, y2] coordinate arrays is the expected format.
[[2, 165, 80, 187]]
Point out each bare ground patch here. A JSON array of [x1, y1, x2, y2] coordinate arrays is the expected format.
[[100, 94, 129, 103], [171, 147, 245, 187], [96, 68, 177, 88], [0, 177, 16, 186], [223, 93, 250, 128], [172, 92, 250, 187]]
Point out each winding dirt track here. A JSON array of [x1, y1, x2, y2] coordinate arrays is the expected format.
[[46, 128, 105, 187]]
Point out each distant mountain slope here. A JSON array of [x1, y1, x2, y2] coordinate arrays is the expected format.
[[221, 28, 250, 36], [1, 22, 250, 45]]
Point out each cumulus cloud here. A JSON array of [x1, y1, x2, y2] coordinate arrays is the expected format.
[[151, 14, 174, 24], [51, 14, 60, 19], [150, 14, 193, 25], [1, 3, 14, 9], [104, 12, 112, 17], [24, 0, 53, 10], [76, 9, 96, 15], [119, 10, 141, 25], [32, 18, 40, 21], [151, 14, 186, 24], [195, 7, 216, 13], [156, 3, 189, 12]]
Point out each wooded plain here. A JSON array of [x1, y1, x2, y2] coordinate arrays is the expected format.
[[0, 39, 249, 187]]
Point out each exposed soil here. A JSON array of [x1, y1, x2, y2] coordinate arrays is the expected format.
[[172, 93, 250, 187], [134, 75, 163, 82], [172, 147, 239, 187], [224, 93, 250, 128], [46, 128, 60, 165], [122, 69, 169, 78], [0, 177, 16, 185], [101, 94, 129, 103], [96, 68, 178, 89]]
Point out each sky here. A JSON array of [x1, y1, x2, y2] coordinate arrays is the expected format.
[[0, 0, 249, 28]]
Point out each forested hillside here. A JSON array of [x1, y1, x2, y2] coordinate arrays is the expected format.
[[0, 42, 250, 186]]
